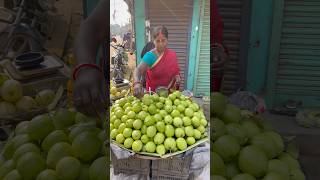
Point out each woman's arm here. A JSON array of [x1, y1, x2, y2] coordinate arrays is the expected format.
[[134, 63, 148, 83], [133, 62, 149, 97], [73, 0, 109, 117], [74, 0, 109, 65]]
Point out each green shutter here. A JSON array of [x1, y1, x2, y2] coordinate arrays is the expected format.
[[84, 0, 100, 17], [266, 0, 320, 109], [193, 0, 210, 97], [134, 0, 146, 65]]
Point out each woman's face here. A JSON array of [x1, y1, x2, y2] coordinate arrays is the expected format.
[[154, 33, 167, 53]]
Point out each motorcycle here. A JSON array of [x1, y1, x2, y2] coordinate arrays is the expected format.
[[110, 40, 127, 82], [0, 0, 57, 58]]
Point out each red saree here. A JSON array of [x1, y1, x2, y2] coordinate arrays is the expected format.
[[211, 0, 223, 44], [145, 48, 180, 92]]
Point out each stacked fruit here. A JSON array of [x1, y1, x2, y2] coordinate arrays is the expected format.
[[296, 110, 320, 128], [110, 91, 208, 156], [0, 75, 55, 117], [110, 83, 129, 100], [0, 108, 108, 179], [211, 92, 306, 180]]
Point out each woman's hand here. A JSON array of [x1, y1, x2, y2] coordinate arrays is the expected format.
[[133, 62, 148, 98], [73, 68, 107, 117], [133, 82, 143, 98], [167, 75, 181, 91]]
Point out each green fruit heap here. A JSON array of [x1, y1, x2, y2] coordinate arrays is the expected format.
[[211, 92, 306, 180], [0, 74, 56, 116], [0, 108, 108, 180], [110, 91, 208, 155]]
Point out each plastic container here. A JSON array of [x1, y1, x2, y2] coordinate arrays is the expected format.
[[156, 86, 169, 97], [15, 52, 44, 69]]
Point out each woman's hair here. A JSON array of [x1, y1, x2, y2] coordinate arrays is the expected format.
[[152, 25, 168, 40]]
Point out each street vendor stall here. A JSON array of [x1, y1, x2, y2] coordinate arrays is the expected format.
[[109, 91, 210, 179]]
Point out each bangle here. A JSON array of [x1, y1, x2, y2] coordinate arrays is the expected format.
[[72, 63, 102, 80]]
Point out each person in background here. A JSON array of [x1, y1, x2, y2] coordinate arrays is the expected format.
[[122, 32, 131, 49]]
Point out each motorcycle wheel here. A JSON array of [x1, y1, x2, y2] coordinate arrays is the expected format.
[[0, 31, 43, 58]]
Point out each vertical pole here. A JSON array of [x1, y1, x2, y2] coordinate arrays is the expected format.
[[134, 0, 146, 65], [186, 0, 200, 91], [246, 0, 273, 94]]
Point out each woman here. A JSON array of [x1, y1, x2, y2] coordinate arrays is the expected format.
[[133, 26, 181, 98], [212, 0, 228, 92]]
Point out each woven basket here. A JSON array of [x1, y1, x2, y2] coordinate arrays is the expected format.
[[151, 153, 193, 180], [111, 150, 150, 176]]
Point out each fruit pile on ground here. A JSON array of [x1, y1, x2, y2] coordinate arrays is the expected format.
[[0, 108, 108, 180], [296, 110, 320, 128], [0, 75, 55, 116], [110, 83, 129, 100], [211, 92, 306, 180], [110, 91, 208, 155]]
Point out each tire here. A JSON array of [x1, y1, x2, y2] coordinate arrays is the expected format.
[[4, 0, 14, 9], [4, 0, 21, 10], [0, 32, 43, 58], [0, 22, 44, 58], [0, 7, 15, 24]]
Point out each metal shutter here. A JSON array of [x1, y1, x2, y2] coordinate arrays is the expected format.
[[194, 0, 210, 96], [217, 0, 244, 95], [272, 0, 320, 108]]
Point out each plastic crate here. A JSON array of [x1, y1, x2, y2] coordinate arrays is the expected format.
[[151, 152, 193, 180], [111, 150, 150, 176]]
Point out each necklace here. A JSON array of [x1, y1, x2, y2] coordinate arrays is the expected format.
[[155, 50, 164, 57]]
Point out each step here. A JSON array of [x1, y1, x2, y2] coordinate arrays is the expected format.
[[263, 112, 320, 155], [263, 112, 320, 180], [299, 155, 320, 180]]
